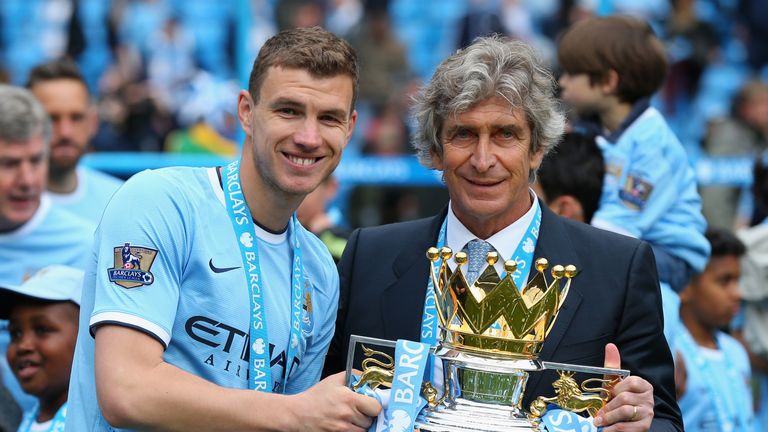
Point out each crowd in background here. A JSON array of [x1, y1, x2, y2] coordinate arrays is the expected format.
[[2, 1, 768, 431], [1, 0, 767, 228]]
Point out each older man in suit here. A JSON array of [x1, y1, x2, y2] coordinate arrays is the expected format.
[[324, 36, 682, 432]]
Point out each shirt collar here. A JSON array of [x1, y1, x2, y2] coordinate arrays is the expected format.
[[446, 189, 539, 262], [603, 98, 651, 143]]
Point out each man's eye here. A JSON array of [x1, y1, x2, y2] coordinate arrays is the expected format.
[[454, 129, 472, 139], [499, 129, 516, 139], [278, 108, 297, 116]]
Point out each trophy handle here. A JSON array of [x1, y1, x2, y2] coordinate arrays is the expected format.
[[529, 370, 612, 418], [351, 345, 395, 391]]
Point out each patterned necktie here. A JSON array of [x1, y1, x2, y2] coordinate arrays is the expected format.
[[464, 239, 494, 285]]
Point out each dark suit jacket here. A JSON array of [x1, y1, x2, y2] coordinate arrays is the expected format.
[[325, 203, 683, 431]]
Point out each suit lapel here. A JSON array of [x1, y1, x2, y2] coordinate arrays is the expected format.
[[381, 209, 447, 341], [525, 202, 584, 391]]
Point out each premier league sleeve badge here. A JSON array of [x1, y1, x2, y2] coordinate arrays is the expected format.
[[619, 174, 653, 210], [107, 243, 158, 288]]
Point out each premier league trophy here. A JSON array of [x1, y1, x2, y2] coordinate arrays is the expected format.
[[349, 247, 628, 431]]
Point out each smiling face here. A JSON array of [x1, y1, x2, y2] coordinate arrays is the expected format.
[[6, 300, 79, 406], [239, 66, 356, 200], [0, 135, 47, 231], [432, 97, 544, 237]]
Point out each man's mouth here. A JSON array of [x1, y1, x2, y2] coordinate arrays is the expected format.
[[285, 153, 321, 167], [466, 178, 503, 187]]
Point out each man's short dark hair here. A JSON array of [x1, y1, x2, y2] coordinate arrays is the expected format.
[[537, 131, 604, 223], [705, 227, 746, 258], [26, 58, 88, 91], [557, 16, 667, 104], [248, 26, 358, 111]]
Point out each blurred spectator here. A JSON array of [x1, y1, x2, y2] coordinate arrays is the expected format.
[[737, 0, 768, 72], [146, 17, 197, 114], [349, 4, 411, 114], [534, 131, 604, 224], [660, 0, 719, 119], [296, 176, 349, 262], [735, 156, 768, 432], [1, 265, 83, 430], [0, 84, 92, 420], [362, 101, 410, 155], [327, 0, 363, 36], [0, 378, 21, 432], [457, 0, 506, 49], [275, 0, 325, 31], [558, 15, 709, 293], [0, 85, 93, 283], [26, 59, 124, 225], [676, 227, 754, 432], [701, 81, 768, 229]]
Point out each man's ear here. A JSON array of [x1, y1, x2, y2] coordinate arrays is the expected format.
[[549, 195, 584, 223], [530, 147, 546, 172], [237, 90, 254, 135], [600, 69, 620, 95], [344, 110, 358, 145], [430, 148, 444, 170], [86, 106, 99, 141]]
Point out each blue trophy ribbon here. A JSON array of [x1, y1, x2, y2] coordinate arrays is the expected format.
[[541, 406, 602, 432]]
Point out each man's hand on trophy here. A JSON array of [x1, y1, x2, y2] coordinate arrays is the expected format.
[[593, 343, 654, 431], [289, 371, 382, 432]]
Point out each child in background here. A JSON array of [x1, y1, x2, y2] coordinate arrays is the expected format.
[[677, 228, 753, 432], [557, 15, 709, 294], [1, 266, 83, 432]]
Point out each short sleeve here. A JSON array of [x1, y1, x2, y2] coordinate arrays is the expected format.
[[89, 170, 188, 348]]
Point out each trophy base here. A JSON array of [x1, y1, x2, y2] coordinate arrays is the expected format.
[[415, 398, 541, 432], [414, 346, 544, 431]]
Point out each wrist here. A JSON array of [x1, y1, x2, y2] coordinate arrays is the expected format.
[[277, 393, 304, 432]]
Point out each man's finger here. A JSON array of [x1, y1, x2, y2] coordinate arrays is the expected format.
[[603, 343, 621, 369], [355, 392, 383, 417]]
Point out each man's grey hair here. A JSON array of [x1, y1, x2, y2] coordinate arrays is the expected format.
[[0, 84, 52, 146], [412, 36, 565, 180]]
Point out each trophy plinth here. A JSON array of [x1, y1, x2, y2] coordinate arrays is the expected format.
[[416, 346, 543, 431]]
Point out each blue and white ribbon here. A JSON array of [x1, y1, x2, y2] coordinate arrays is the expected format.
[[223, 160, 305, 392]]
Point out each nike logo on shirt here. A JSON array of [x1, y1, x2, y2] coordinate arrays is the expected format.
[[209, 259, 240, 273]]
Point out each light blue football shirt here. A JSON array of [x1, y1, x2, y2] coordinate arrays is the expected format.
[[591, 107, 710, 272], [66, 167, 339, 431], [0, 195, 95, 285], [0, 195, 94, 415], [678, 330, 753, 432], [48, 166, 123, 226], [659, 282, 681, 352]]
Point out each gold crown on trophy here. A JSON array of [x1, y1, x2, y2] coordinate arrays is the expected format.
[[426, 247, 576, 359]]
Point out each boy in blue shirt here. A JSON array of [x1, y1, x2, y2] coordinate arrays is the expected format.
[[676, 228, 753, 431], [1, 265, 83, 432], [558, 16, 710, 293]]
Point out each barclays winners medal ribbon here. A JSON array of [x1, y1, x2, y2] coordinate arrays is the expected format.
[[382, 340, 431, 432], [223, 160, 305, 393], [540, 408, 601, 432]]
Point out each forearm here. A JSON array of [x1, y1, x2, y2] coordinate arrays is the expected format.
[[95, 326, 302, 432], [98, 360, 297, 431]]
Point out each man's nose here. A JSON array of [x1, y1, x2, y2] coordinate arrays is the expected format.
[[470, 135, 495, 172], [294, 119, 322, 149]]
